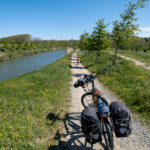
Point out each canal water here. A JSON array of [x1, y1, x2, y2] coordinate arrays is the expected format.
[[0, 50, 65, 82]]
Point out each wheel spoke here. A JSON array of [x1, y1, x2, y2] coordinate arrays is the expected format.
[[81, 92, 95, 108], [102, 121, 114, 150]]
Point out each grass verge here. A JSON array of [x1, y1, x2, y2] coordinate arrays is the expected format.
[[79, 51, 150, 129], [0, 54, 71, 149]]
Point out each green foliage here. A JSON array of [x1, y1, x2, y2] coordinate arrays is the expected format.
[[0, 34, 31, 43], [92, 19, 110, 51], [79, 32, 93, 51], [0, 56, 71, 149], [78, 0, 148, 59], [92, 19, 110, 64], [12, 43, 18, 48], [117, 37, 150, 51], [3, 43, 10, 49], [79, 19, 110, 64], [19, 43, 25, 48], [112, 0, 146, 65]]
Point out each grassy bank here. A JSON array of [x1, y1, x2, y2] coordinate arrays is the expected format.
[[107, 49, 150, 66], [0, 55, 71, 149], [79, 51, 150, 127], [0, 47, 65, 62]]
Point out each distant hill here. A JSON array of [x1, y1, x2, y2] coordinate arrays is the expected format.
[[0, 34, 31, 43]]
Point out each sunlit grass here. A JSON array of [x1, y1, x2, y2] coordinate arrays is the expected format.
[[0, 55, 71, 149], [108, 49, 150, 66]]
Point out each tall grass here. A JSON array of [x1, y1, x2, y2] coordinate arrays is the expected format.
[[80, 51, 150, 125], [0, 55, 71, 149], [108, 49, 150, 66]]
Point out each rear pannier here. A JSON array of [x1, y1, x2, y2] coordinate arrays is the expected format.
[[81, 107, 102, 144], [109, 102, 132, 137]]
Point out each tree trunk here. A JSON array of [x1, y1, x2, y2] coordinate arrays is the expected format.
[[84, 50, 86, 56], [88, 51, 90, 59], [112, 46, 118, 66], [95, 51, 100, 64]]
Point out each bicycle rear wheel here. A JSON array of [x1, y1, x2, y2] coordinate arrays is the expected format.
[[81, 92, 95, 108], [103, 121, 114, 150]]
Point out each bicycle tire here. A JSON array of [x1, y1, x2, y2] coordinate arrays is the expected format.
[[81, 92, 94, 108], [103, 121, 114, 150]]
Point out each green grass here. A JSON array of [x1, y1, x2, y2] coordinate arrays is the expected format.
[[107, 49, 150, 66], [0, 55, 71, 149], [79, 51, 150, 128]]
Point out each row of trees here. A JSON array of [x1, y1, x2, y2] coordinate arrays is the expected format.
[[0, 34, 31, 44], [0, 34, 78, 51], [79, 0, 147, 65]]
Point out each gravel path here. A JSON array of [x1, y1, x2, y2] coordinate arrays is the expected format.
[[60, 54, 150, 150], [117, 53, 150, 70], [0, 53, 4, 57]]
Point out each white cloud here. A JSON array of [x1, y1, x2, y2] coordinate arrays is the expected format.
[[138, 33, 150, 37], [137, 27, 150, 37], [140, 27, 150, 32]]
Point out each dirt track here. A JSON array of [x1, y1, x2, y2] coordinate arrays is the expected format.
[[109, 52, 150, 70], [60, 53, 150, 150]]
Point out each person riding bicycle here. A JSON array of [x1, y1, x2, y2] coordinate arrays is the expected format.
[[76, 57, 80, 65]]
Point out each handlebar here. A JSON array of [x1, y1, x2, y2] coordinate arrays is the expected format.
[[87, 75, 96, 82], [83, 74, 96, 83], [73, 73, 96, 89], [81, 74, 96, 92]]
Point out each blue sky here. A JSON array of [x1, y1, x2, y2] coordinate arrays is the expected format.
[[0, 0, 150, 40]]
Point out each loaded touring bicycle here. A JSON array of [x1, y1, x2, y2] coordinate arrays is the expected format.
[[74, 73, 132, 150]]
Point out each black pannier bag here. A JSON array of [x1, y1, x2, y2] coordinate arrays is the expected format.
[[73, 81, 80, 87], [81, 107, 102, 144], [109, 101, 132, 137]]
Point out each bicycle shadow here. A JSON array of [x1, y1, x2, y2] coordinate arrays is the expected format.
[[69, 64, 88, 69], [48, 112, 107, 150], [72, 73, 84, 77]]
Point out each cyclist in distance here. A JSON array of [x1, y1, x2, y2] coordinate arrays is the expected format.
[[77, 57, 80, 65]]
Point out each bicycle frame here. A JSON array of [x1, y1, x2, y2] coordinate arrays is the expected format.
[[82, 78, 110, 119], [82, 78, 106, 107], [83, 79, 96, 92]]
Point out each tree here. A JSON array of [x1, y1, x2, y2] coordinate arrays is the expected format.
[[112, 0, 146, 65], [12, 43, 18, 48], [79, 32, 94, 57], [79, 32, 90, 50], [91, 19, 110, 64], [3, 43, 10, 49]]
